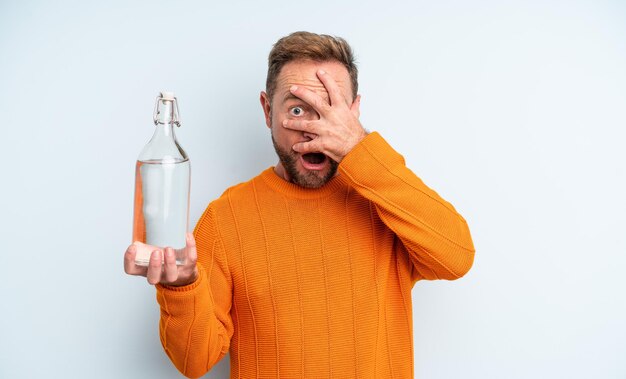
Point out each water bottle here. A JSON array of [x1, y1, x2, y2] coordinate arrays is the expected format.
[[132, 91, 190, 266]]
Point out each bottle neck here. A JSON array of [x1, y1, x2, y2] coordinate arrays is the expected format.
[[138, 95, 187, 163], [155, 100, 175, 126], [152, 100, 177, 139], [147, 100, 178, 154]]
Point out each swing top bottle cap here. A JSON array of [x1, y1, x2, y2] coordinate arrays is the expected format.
[[160, 91, 175, 101]]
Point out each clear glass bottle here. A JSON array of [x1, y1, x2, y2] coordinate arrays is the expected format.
[[132, 91, 190, 266]]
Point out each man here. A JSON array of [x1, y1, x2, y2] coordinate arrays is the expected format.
[[125, 31, 475, 378]]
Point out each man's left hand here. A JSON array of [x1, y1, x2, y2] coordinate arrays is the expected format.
[[282, 70, 367, 163]]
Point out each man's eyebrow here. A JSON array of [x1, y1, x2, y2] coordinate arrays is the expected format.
[[282, 91, 330, 104], [282, 93, 300, 102]]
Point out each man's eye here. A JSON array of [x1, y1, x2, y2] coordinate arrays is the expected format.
[[289, 106, 304, 117]]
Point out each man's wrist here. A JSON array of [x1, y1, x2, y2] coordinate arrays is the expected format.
[[167, 269, 199, 287], [158, 267, 202, 292]]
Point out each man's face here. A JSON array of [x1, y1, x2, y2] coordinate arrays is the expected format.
[[260, 60, 354, 188]]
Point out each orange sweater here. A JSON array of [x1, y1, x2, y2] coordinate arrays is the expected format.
[[156, 132, 475, 378]]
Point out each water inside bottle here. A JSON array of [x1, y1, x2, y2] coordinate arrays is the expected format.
[[133, 159, 190, 266]]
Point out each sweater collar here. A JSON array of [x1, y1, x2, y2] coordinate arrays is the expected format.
[[259, 167, 346, 199]]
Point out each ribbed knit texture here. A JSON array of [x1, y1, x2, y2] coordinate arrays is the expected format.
[[156, 132, 475, 379]]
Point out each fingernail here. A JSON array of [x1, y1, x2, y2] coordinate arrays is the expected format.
[[282, 119, 288, 127], [319, 70, 325, 75], [290, 85, 298, 92]]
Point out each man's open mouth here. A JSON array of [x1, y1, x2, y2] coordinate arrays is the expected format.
[[302, 152, 327, 165], [300, 152, 328, 170]]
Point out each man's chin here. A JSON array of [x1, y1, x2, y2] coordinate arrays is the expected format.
[[292, 172, 328, 189], [272, 136, 337, 188], [291, 162, 338, 189]]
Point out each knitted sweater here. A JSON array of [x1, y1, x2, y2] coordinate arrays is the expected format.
[[156, 132, 475, 378]]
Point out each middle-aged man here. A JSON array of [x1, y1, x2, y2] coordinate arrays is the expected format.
[[125, 31, 475, 378]]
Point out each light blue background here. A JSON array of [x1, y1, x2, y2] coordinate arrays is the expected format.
[[1, 0, 625, 378]]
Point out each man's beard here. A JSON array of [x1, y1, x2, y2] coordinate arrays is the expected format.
[[271, 134, 338, 189]]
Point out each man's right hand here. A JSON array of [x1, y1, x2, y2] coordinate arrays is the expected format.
[[124, 232, 199, 287]]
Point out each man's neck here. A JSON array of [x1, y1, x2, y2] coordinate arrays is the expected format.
[[274, 161, 290, 182]]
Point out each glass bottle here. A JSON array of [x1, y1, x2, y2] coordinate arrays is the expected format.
[[132, 91, 190, 266]]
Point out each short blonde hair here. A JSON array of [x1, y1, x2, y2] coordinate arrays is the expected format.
[[266, 31, 358, 102]]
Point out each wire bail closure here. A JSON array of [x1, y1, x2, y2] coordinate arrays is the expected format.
[[153, 93, 181, 127]]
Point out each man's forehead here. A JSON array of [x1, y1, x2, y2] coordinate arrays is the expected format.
[[274, 60, 351, 102], [280, 88, 331, 104]]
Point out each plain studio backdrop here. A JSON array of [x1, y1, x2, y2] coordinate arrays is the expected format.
[[1, 0, 624, 378]]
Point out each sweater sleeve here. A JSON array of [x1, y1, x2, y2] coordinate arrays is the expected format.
[[155, 205, 233, 379], [339, 132, 475, 281]]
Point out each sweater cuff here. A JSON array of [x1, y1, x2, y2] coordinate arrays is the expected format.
[[156, 265, 209, 315], [339, 131, 405, 184]]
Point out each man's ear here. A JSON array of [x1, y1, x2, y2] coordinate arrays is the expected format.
[[260, 91, 272, 128], [351, 94, 361, 119]]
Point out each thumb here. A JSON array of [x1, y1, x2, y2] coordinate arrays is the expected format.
[[185, 232, 198, 264]]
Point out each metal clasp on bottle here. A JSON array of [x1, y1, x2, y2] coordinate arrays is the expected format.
[[152, 93, 181, 127]]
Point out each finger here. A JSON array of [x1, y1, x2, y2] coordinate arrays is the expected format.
[[146, 250, 163, 285], [180, 233, 200, 285], [124, 244, 147, 276], [282, 119, 319, 134], [163, 247, 178, 283], [124, 245, 137, 274], [317, 70, 346, 107], [185, 232, 198, 267], [290, 85, 330, 115], [293, 139, 323, 155], [351, 94, 361, 118]]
